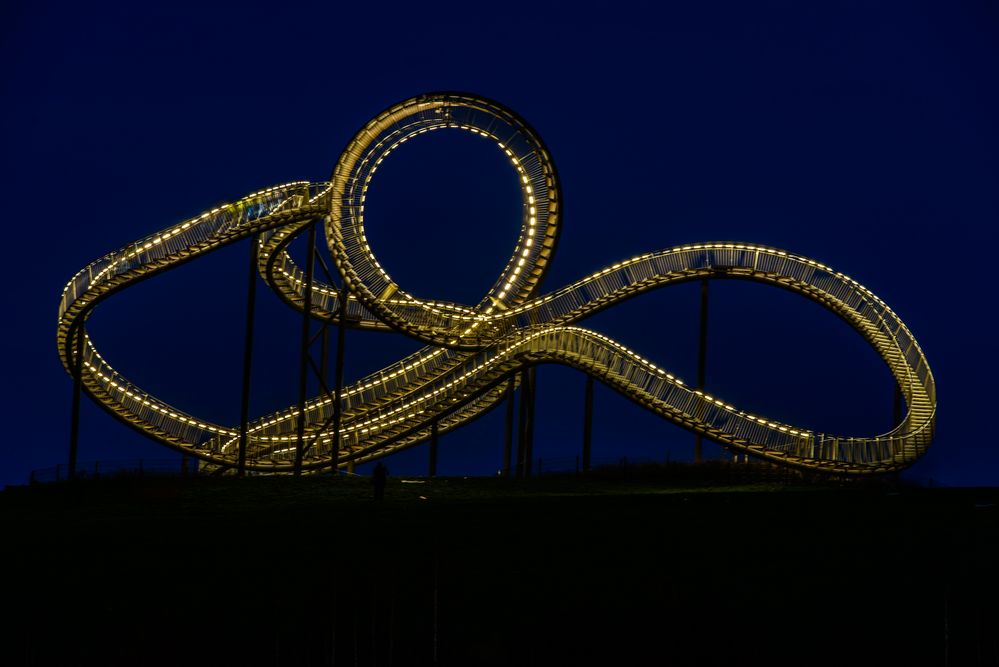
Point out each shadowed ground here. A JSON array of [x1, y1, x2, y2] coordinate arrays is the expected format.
[[2, 473, 996, 666]]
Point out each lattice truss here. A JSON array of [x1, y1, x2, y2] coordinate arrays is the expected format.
[[58, 93, 935, 474]]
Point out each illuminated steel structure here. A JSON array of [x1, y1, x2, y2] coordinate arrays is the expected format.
[[57, 93, 936, 475]]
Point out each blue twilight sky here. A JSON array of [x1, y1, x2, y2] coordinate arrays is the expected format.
[[2, 1, 997, 488]]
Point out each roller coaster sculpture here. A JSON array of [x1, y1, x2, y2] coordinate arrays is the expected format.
[[57, 93, 935, 475]]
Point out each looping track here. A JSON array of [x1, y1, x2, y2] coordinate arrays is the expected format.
[[57, 93, 935, 475]]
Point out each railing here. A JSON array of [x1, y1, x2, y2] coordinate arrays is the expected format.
[[56, 183, 331, 453], [56, 93, 935, 476], [59, 207, 935, 474]]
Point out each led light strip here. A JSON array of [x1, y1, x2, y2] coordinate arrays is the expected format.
[[57, 93, 935, 474]]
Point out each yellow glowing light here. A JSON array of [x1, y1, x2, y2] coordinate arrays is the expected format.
[[56, 95, 934, 477]]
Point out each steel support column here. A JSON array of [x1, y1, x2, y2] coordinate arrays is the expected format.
[[294, 221, 318, 475], [695, 278, 709, 464], [68, 324, 85, 481], [525, 367, 536, 476], [517, 368, 534, 477], [582, 374, 594, 472], [516, 369, 528, 477], [320, 328, 329, 392], [503, 375, 515, 477], [429, 419, 439, 478], [330, 285, 348, 476], [238, 235, 259, 477]]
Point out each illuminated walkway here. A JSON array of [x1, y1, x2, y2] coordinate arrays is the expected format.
[[57, 93, 935, 474]]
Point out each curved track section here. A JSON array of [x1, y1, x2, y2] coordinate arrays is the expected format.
[[58, 93, 935, 475]]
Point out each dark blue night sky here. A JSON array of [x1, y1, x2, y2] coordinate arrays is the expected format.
[[3, 1, 997, 488]]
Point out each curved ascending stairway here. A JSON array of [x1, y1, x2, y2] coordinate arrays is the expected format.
[[57, 92, 935, 474]]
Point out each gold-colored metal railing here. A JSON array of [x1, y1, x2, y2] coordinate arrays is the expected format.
[[57, 93, 935, 475]]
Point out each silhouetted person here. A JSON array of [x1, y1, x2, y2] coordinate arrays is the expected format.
[[372, 462, 388, 501]]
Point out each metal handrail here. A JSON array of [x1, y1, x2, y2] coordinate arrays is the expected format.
[[56, 94, 935, 475]]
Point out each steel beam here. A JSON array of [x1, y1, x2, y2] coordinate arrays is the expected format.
[[516, 369, 528, 477], [238, 235, 259, 476], [695, 278, 709, 464], [582, 374, 594, 472], [526, 367, 536, 476], [330, 285, 348, 476], [429, 419, 439, 478], [517, 367, 536, 477], [294, 221, 317, 475], [503, 375, 514, 477], [68, 324, 84, 481]]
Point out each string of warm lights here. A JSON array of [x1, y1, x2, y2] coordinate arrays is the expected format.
[[57, 93, 935, 474]]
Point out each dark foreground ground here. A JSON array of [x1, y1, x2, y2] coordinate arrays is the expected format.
[[2, 471, 997, 666]]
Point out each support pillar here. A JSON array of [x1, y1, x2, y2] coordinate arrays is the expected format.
[[525, 367, 536, 476], [694, 278, 709, 464], [238, 235, 259, 477], [68, 324, 85, 481], [429, 419, 439, 478], [330, 285, 348, 476], [320, 328, 330, 393], [517, 368, 534, 477], [516, 369, 528, 477], [503, 375, 514, 477], [582, 374, 594, 472], [295, 222, 318, 475]]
